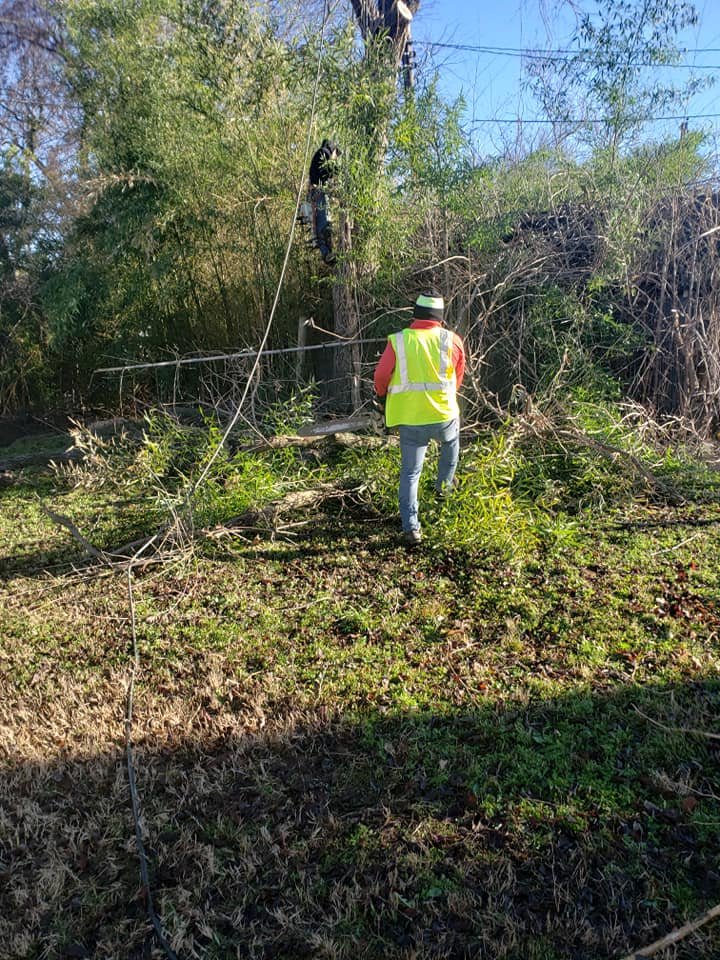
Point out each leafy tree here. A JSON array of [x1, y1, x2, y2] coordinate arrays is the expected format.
[[528, 0, 708, 163], [0, 152, 78, 412], [0, 0, 84, 410], [47, 0, 324, 379]]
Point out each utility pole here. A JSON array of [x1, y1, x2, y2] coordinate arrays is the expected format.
[[350, 0, 418, 89], [330, 2, 420, 411]]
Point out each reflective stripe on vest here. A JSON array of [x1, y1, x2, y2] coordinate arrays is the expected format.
[[387, 328, 454, 394]]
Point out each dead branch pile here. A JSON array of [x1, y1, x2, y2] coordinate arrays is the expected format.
[[500, 203, 602, 285], [630, 190, 720, 430], [447, 185, 720, 436]]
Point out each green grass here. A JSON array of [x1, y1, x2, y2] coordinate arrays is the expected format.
[[1, 414, 720, 959]]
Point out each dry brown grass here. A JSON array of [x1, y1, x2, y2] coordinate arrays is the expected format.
[[2, 468, 720, 959]]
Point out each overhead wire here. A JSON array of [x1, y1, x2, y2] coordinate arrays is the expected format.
[[415, 39, 720, 65], [124, 536, 177, 960], [468, 111, 720, 126], [412, 37, 720, 129]]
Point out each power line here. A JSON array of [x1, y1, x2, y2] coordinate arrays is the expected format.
[[416, 39, 720, 67], [411, 39, 720, 130], [118, 4, 337, 958], [467, 111, 720, 126]]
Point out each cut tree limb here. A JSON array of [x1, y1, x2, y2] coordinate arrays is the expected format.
[[40, 503, 174, 568], [42, 482, 368, 562], [209, 482, 367, 538], [556, 426, 682, 502], [39, 504, 107, 561]]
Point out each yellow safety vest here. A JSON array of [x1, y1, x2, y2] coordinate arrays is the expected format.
[[385, 327, 459, 427]]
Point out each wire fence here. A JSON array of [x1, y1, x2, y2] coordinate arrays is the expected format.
[[100, 337, 393, 424]]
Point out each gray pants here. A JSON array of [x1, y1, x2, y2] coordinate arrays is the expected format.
[[398, 418, 460, 532]]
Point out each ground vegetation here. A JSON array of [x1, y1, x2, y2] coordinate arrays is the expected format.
[[2, 407, 720, 958], [2, 1, 720, 957]]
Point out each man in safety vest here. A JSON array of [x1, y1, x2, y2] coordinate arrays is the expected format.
[[373, 291, 465, 545]]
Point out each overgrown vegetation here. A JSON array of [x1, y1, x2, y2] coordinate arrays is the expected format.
[[2, 405, 720, 958], [0, 0, 719, 434], [3, 0, 720, 956]]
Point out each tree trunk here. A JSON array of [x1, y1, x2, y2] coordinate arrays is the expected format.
[[332, 211, 361, 411]]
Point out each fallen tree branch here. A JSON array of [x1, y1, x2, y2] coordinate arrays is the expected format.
[[41, 482, 368, 562], [210, 481, 368, 536], [620, 902, 720, 959], [39, 504, 107, 561], [40, 504, 175, 568], [556, 426, 682, 502], [234, 432, 390, 453], [234, 434, 328, 452], [505, 406, 683, 504]]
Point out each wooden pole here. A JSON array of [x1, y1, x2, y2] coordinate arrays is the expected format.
[[332, 211, 361, 411], [296, 315, 308, 385]]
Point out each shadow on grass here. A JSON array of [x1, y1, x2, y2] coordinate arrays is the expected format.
[[2, 680, 719, 960]]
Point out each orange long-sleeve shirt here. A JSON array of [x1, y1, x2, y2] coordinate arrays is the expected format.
[[373, 320, 466, 398]]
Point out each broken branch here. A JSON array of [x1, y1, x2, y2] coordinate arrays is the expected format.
[[620, 902, 720, 959]]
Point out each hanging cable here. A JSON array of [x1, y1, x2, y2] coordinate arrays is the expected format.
[[124, 538, 180, 960]]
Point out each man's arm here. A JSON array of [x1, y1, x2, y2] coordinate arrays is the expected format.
[[373, 341, 396, 396], [453, 333, 466, 390]]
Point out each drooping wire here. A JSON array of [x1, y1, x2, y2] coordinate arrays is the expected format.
[[124, 539, 180, 960]]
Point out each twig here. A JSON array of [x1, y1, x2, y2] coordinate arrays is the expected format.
[[632, 705, 720, 741], [620, 902, 720, 959], [39, 504, 107, 561], [40, 502, 171, 568], [614, 516, 720, 531]]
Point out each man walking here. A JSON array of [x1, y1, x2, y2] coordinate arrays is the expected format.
[[374, 291, 465, 545]]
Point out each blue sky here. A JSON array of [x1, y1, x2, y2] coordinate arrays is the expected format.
[[408, 0, 720, 156]]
